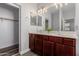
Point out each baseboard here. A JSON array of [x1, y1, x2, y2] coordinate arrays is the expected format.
[[20, 49, 30, 55]]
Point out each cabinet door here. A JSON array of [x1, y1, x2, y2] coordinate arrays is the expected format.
[[29, 34, 35, 51], [55, 43, 64, 56], [55, 43, 76, 56], [43, 40, 54, 56], [35, 35, 43, 55], [64, 45, 76, 56]]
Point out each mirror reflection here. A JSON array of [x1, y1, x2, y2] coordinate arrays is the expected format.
[[44, 3, 75, 31], [61, 3, 75, 31]]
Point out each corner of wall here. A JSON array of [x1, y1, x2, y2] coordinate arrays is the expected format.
[[20, 48, 30, 55]]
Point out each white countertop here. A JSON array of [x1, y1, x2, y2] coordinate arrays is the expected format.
[[29, 31, 77, 39]]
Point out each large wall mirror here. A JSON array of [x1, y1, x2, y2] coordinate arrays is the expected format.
[[44, 5, 60, 31], [50, 6, 60, 31], [44, 3, 75, 31], [61, 3, 75, 31], [30, 3, 75, 31]]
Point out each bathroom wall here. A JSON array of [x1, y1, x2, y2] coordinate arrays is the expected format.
[[0, 5, 19, 49], [19, 3, 45, 54]]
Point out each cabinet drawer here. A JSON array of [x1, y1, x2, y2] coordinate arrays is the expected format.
[[49, 36, 63, 43], [63, 38, 76, 47]]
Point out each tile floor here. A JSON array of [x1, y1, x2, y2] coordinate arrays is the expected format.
[[14, 51, 38, 56], [0, 48, 18, 56]]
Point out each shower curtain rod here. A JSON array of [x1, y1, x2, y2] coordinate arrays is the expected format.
[[0, 17, 18, 22]]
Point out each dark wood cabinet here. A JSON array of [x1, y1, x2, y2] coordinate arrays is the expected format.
[[49, 36, 56, 42], [63, 38, 76, 47], [55, 43, 65, 56], [29, 33, 76, 56], [42, 35, 48, 41], [43, 40, 54, 56], [55, 43, 76, 56], [64, 45, 76, 56], [34, 35, 43, 55], [63, 38, 76, 56], [29, 33, 35, 51]]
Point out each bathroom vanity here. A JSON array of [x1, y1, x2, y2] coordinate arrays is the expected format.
[[29, 3, 76, 56], [29, 32, 76, 56]]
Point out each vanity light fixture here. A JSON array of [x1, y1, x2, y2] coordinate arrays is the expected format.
[[31, 7, 48, 16], [42, 7, 48, 13], [38, 9, 43, 15], [30, 3, 68, 16], [37, 6, 48, 16], [30, 10, 37, 17], [42, 7, 46, 14]]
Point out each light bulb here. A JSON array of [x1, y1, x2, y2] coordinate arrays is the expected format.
[[42, 8, 45, 14], [43, 7, 48, 14], [31, 10, 37, 17], [38, 9, 43, 15]]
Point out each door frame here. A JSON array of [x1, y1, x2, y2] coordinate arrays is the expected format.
[[5, 3, 21, 55]]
